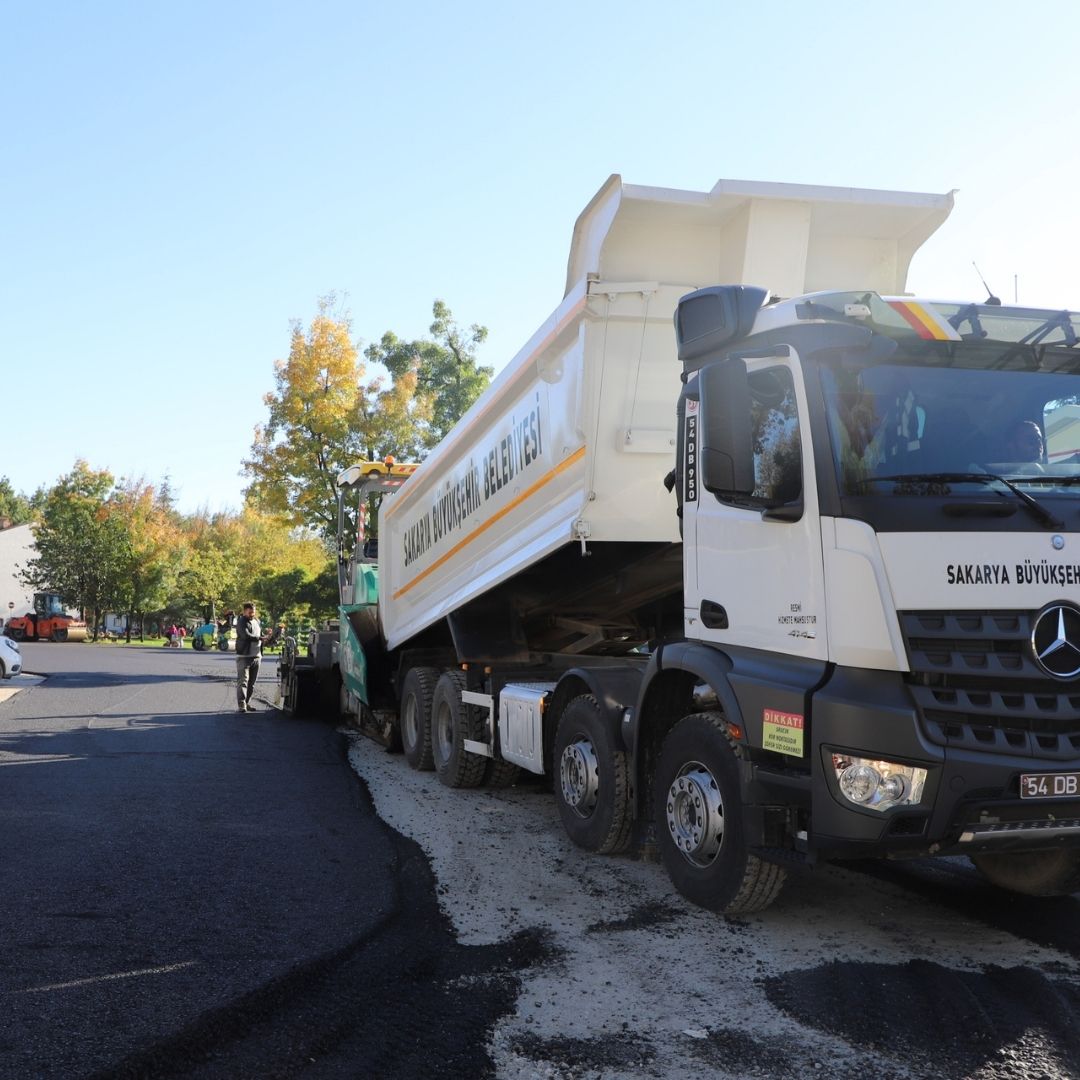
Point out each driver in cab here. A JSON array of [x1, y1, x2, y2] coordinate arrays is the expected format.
[[998, 420, 1046, 468]]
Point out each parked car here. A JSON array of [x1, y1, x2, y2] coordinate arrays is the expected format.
[[0, 634, 22, 679]]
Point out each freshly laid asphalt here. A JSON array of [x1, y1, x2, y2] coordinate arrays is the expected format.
[[0, 644, 541, 1079]]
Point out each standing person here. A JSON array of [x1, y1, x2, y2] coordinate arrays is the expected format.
[[234, 602, 266, 712]]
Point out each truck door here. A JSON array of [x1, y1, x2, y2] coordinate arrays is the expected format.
[[684, 356, 827, 662]]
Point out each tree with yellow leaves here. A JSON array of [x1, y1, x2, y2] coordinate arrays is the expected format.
[[243, 295, 426, 537], [106, 478, 186, 641]]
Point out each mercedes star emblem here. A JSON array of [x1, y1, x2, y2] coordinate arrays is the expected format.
[[1031, 603, 1080, 680]]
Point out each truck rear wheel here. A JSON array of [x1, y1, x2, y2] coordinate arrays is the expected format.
[[971, 849, 1080, 897], [431, 671, 487, 789], [655, 712, 786, 914], [553, 695, 631, 854], [401, 667, 438, 771], [484, 757, 521, 789]]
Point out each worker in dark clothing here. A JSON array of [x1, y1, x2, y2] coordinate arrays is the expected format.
[[235, 602, 268, 712]]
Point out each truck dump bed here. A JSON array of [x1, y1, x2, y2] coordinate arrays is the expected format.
[[379, 175, 953, 654]]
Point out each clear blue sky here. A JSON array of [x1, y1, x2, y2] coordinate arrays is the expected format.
[[5, 0, 1080, 514]]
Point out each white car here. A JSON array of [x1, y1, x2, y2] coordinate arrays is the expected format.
[[0, 634, 22, 679]]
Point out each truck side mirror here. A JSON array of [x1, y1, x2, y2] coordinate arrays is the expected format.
[[675, 285, 767, 365], [699, 358, 755, 497]]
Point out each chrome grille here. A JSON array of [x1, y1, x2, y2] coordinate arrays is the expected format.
[[900, 611, 1080, 760]]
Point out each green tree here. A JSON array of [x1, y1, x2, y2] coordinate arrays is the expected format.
[[20, 461, 128, 630], [365, 299, 492, 452], [243, 295, 424, 537], [297, 562, 341, 620], [0, 477, 33, 525], [176, 512, 242, 620], [251, 567, 310, 626]]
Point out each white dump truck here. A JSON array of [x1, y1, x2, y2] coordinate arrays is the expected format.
[[289, 174, 1080, 913]]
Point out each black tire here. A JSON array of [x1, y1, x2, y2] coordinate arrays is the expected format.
[[553, 695, 632, 854], [484, 756, 521, 789], [431, 671, 487, 789], [401, 667, 438, 771], [655, 712, 786, 914], [318, 667, 341, 716], [971, 849, 1080, 897], [52, 628, 68, 643], [192, 636, 204, 651], [283, 671, 299, 716], [284, 670, 318, 718]]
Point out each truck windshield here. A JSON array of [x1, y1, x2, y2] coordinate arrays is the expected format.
[[820, 344, 1080, 498]]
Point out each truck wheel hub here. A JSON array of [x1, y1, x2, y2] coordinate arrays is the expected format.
[[560, 739, 600, 817], [666, 765, 724, 867]]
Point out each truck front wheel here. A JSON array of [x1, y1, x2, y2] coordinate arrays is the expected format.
[[401, 667, 438, 771], [971, 849, 1080, 897], [553, 695, 631, 854], [431, 671, 487, 789], [655, 712, 786, 914]]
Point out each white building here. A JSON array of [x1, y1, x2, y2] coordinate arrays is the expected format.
[[0, 522, 36, 624]]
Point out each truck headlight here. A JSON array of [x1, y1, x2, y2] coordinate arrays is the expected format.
[[831, 754, 927, 812]]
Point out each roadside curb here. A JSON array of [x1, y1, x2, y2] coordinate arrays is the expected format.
[[0, 673, 46, 705]]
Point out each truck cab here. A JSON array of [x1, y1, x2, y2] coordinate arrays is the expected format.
[[660, 284, 1080, 903]]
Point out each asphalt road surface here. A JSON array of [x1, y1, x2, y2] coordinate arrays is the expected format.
[[5, 644, 1080, 1080], [1, 644, 537, 1080]]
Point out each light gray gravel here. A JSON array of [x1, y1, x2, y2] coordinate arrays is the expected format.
[[348, 731, 1080, 1080]]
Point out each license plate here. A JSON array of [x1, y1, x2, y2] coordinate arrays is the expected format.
[[1020, 772, 1080, 799]]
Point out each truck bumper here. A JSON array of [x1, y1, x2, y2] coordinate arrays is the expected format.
[[806, 666, 1080, 860]]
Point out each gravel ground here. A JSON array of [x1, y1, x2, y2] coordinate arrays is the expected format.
[[347, 732, 1080, 1080]]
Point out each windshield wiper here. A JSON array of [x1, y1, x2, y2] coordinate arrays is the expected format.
[[1010, 474, 1080, 486], [855, 472, 1066, 528]]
